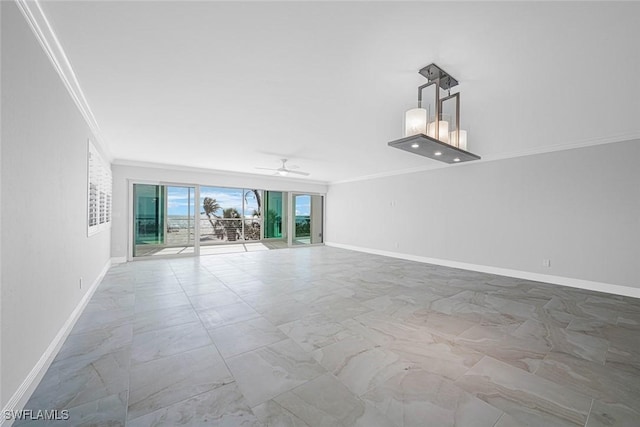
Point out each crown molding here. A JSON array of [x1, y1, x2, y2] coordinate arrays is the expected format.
[[112, 159, 330, 186], [329, 132, 640, 185], [14, 0, 112, 161]]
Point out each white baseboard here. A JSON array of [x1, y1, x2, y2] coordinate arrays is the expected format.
[[111, 256, 127, 265], [325, 242, 640, 299], [0, 259, 112, 427]]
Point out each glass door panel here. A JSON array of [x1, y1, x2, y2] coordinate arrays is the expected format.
[[293, 195, 311, 244], [264, 191, 283, 239], [293, 194, 323, 245], [199, 186, 243, 244], [133, 184, 195, 257], [243, 189, 262, 241], [134, 184, 164, 252]]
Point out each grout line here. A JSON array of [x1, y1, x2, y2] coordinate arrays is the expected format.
[[584, 398, 595, 427]]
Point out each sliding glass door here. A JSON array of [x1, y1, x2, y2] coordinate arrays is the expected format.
[[132, 183, 324, 258], [293, 194, 323, 245], [198, 186, 263, 246], [264, 191, 284, 239], [133, 184, 196, 257]]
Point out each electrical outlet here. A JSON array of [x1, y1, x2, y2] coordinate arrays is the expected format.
[[79, 277, 83, 289], [542, 259, 551, 268]]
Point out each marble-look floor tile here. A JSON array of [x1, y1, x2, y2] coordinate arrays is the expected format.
[[387, 333, 484, 381], [128, 383, 261, 426], [512, 319, 609, 364], [180, 280, 229, 297], [84, 293, 135, 312], [455, 356, 592, 427], [131, 321, 212, 365], [134, 291, 190, 314], [226, 339, 325, 407], [603, 317, 640, 371], [405, 309, 477, 338], [280, 313, 354, 352], [456, 324, 549, 373], [25, 348, 130, 412], [274, 374, 395, 427], [341, 311, 429, 348], [585, 400, 640, 427], [49, 391, 127, 427], [54, 323, 132, 366], [535, 351, 640, 410], [361, 366, 502, 427], [128, 345, 233, 420], [188, 289, 243, 311], [209, 316, 287, 358], [254, 299, 319, 326], [493, 412, 528, 427], [361, 294, 422, 321], [312, 335, 415, 396], [21, 246, 640, 426], [71, 307, 132, 335], [543, 296, 619, 325], [197, 301, 261, 329], [134, 282, 183, 298], [133, 304, 200, 334], [252, 400, 310, 427], [309, 295, 372, 322]]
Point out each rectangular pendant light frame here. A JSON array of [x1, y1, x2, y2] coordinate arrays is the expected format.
[[390, 63, 481, 164], [388, 134, 480, 164]]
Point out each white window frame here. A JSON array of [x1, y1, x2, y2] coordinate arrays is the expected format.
[[87, 139, 112, 236]]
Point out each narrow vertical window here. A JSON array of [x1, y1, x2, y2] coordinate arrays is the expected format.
[[87, 140, 112, 235]]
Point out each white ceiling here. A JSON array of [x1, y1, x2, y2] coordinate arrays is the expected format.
[[39, 1, 640, 183]]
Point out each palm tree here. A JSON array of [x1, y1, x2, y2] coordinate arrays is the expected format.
[[244, 189, 261, 216], [222, 207, 242, 241], [202, 197, 221, 229]]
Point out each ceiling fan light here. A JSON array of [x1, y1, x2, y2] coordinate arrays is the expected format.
[[278, 170, 288, 176]]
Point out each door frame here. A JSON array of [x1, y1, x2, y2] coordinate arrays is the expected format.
[[128, 180, 200, 261]]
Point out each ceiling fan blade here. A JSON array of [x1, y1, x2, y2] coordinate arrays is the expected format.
[[286, 170, 310, 176]]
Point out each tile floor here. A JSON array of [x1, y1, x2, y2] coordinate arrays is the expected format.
[[17, 246, 640, 426]]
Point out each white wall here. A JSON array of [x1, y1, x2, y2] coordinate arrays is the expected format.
[[1, 1, 111, 409], [110, 163, 328, 259], [326, 139, 640, 293]]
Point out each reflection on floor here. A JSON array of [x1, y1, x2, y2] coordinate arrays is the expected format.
[[18, 246, 640, 426], [135, 242, 276, 257]]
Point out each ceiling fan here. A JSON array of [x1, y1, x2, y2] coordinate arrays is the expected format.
[[255, 159, 310, 176]]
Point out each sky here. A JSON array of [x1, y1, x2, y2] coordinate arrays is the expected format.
[[166, 186, 311, 217]]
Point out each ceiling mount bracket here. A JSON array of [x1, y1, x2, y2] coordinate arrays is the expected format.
[[418, 63, 458, 90]]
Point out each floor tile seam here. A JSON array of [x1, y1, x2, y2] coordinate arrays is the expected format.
[[138, 262, 225, 372], [68, 317, 135, 338], [482, 354, 598, 408], [197, 311, 263, 331], [583, 398, 594, 427], [124, 379, 238, 424], [131, 319, 206, 344], [213, 334, 292, 361], [258, 371, 343, 421], [132, 302, 194, 319], [491, 412, 506, 427], [176, 274, 245, 390]]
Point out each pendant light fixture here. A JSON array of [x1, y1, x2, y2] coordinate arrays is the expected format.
[[388, 64, 480, 164]]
